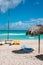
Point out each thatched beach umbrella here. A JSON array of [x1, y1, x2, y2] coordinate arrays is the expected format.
[[26, 25, 43, 53]]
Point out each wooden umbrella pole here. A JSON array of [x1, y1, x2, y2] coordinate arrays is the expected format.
[[38, 35, 40, 53]]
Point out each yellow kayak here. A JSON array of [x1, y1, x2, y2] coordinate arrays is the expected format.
[[13, 40, 20, 45]]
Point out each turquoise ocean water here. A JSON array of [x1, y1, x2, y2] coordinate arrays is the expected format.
[[0, 30, 43, 40]]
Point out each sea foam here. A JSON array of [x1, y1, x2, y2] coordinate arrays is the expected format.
[[0, 33, 25, 36]]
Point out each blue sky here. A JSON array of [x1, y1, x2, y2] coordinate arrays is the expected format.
[[0, 0, 43, 30]]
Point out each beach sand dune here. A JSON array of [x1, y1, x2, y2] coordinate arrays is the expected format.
[[0, 40, 43, 65]]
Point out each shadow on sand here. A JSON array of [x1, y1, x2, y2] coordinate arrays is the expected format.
[[35, 54, 43, 61], [12, 48, 34, 54]]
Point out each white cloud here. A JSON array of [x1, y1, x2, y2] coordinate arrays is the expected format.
[[28, 18, 43, 27], [0, 0, 25, 13], [0, 18, 43, 30], [9, 18, 43, 30], [9, 21, 30, 30], [6, 18, 43, 30]]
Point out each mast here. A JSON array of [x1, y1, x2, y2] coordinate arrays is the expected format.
[[7, 9, 10, 41]]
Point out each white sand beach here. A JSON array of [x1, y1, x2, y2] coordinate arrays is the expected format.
[[0, 40, 43, 65]]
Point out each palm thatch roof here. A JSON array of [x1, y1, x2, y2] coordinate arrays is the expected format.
[[26, 25, 43, 36]]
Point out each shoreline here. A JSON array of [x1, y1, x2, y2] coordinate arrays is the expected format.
[[0, 39, 43, 43]]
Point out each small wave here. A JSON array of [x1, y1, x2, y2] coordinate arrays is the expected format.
[[0, 33, 25, 36]]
